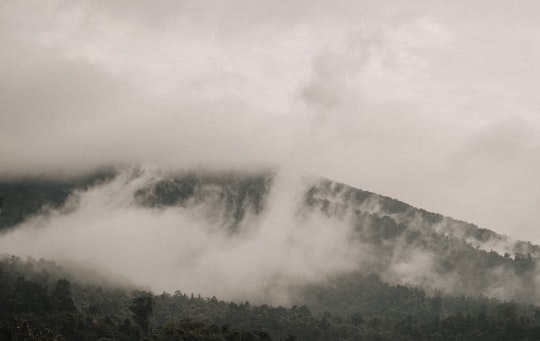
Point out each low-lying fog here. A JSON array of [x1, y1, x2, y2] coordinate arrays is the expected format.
[[0, 169, 364, 305]]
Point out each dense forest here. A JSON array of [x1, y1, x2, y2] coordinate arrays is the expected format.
[[2, 255, 540, 340]]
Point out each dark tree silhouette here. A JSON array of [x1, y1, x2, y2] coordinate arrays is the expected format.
[[50, 279, 76, 312], [129, 294, 153, 334]]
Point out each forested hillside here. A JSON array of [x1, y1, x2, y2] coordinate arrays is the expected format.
[[3, 169, 540, 339], [2, 256, 540, 340]]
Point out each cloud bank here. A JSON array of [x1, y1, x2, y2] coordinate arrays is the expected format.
[[0, 170, 364, 304], [1, 0, 540, 242]]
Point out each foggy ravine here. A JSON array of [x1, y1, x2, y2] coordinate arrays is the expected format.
[[1, 167, 540, 306]]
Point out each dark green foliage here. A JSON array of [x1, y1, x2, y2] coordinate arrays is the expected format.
[[12, 276, 51, 313], [0, 316, 64, 340], [4, 255, 540, 340], [154, 318, 272, 341], [134, 171, 274, 231], [50, 279, 76, 312], [0, 256, 275, 340], [137, 177, 197, 207], [130, 294, 153, 333]]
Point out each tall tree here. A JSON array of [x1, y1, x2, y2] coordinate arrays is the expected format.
[[129, 294, 153, 334], [50, 279, 76, 312]]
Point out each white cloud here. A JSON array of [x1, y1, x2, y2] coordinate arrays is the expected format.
[[0, 170, 362, 304], [1, 0, 540, 243]]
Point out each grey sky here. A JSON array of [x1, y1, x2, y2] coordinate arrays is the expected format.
[[1, 1, 540, 242]]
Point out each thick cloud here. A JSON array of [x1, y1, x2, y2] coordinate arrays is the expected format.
[[0, 170, 363, 304], [1, 1, 540, 242]]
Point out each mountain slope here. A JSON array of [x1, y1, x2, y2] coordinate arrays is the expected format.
[[1, 168, 539, 305]]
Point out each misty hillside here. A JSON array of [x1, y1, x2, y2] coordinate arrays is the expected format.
[[3, 168, 540, 339], [1, 168, 540, 307], [3, 255, 540, 340], [2, 168, 534, 256]]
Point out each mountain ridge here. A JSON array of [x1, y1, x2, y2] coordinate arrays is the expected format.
[[1, 168, 539, 305]]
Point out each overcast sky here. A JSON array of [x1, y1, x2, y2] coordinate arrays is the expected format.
[[1, 1, 540, 242]]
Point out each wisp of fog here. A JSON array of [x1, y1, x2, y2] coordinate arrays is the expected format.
[[0, 169, 362, 305]]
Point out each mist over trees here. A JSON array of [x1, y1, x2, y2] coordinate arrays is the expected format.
[[2, 169, 539, 302], [3, 255, 540, 340], [2, 169, 540, 339]]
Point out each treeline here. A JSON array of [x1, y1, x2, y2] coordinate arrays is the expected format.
[[0, 256, 271, 340], [2, 255, 540, 340], [296, 272, 539, 321]]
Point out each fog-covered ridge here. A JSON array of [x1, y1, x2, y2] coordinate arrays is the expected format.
[[133, 170, 274, 232], [1, 168, 540, 305], [304, 178, 540, 258]]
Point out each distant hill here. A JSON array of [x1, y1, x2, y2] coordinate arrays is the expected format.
[[1, 167, 540, 305]]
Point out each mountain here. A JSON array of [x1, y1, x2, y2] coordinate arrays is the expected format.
[[1, 168, 539, 303], [2, 167, 540, 339]]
